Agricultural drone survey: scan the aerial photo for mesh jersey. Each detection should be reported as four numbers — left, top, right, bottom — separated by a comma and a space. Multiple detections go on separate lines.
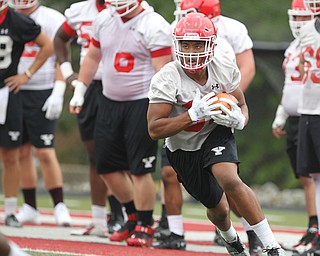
63, 0, 105, 80
298, 19, 320, 115
0, 8, 41, 89
149, 47, 240, 152
19, 6, 65, 90
92, 4, 172, 101
281, 39, 303, 116
214, 15, 253, 55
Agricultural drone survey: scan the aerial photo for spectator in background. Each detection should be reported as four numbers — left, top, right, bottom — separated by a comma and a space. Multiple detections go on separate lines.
54, 0, 124, 236
7, 0, 72, 227
148, 12, 286, 256
272, 0, 317, 251
154, 0, 259, 253
69, 0, 172, 247
0, 0, 53, 228
296, 0, 320, 253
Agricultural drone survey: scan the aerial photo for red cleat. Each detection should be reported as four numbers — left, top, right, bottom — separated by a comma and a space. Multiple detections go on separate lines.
109, 214, 137, 242
126, 225, 154, 247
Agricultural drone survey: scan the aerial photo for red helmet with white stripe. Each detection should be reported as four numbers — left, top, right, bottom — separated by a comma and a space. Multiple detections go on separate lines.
173, 13, 217, 73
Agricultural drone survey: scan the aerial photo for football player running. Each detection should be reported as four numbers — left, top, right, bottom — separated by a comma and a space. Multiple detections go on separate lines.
147, 12, 286, 256
8, 0, 72, 228
0, 0, 53, 227
54, 0, 124, 237
154, 0, 259, 252
69, 0, 172, 247
272, 0, 317, 253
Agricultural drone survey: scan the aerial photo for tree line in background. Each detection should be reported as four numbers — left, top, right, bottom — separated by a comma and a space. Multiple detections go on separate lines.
41, 0, 298, 189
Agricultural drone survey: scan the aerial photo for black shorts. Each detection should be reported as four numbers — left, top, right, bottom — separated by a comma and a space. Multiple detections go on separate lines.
297, 115, 320, 176
286, 116, 310, 178
77, 81, 102, 141
0, 91, 23, 148
166, 125, 239, 208
21, 89, 56, 148
94, 96, 158, 175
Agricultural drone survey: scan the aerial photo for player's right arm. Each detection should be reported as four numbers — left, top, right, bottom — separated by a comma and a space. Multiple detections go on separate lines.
69, 43, 101, 115
54, 24, 78, 85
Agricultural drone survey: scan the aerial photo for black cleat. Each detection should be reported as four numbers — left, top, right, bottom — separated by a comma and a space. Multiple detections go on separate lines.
153, 232, 186, 250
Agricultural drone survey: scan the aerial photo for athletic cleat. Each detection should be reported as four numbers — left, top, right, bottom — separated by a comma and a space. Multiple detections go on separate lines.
218, 231, 250, 256
153, 232, 186, 250
126, 225, 154, 247
54, 202, 71, 227
298, 236, 320, 256
70, 223, 108, 237
247, 230, 263, 256
109, 214, 137, 242
5, 214, 22, 228
154, 215, 170, 241
263, 247, 286, 256
299, 225, 318, 246
16, 203, 41, 224
213, 228, 226, 246
107, 213, 124, 234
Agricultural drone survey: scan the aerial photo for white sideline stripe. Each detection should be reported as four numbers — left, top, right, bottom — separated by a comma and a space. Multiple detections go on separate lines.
24, 249, 96, 256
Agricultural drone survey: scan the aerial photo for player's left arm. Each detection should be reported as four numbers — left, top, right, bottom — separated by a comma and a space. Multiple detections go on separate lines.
229, 87, 249, 125
236, 48, 255, 92
151, 54, 172, 72
5, 32, 54, 93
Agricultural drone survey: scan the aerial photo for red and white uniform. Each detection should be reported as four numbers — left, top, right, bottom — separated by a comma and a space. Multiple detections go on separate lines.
62, 0, 105, 80
281, 39, 303, 116
18, 6, 65, 90
92, 3, 172, 101
149, 47, 240, 152
214, 15, 253, 55
298, 19, 320, 115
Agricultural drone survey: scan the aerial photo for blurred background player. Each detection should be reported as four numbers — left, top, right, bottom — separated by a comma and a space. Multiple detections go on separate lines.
0, 0, 53, 228
54, 0, 124, 236
154, 0, 259, 252
69, 0, 172, 247
295, 0, 320, 254
7, 0, 72, 227
272, 0, 317, 251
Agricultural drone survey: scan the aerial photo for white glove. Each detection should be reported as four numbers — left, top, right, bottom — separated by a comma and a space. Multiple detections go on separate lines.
69, 80, 87, 108
212, 98, 246, 130
272, 105, 289, 129
42, 80, 66, 120
188, 88, 222, 122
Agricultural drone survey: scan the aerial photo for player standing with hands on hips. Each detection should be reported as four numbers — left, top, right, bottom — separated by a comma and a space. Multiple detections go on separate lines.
147, 13, 286, 256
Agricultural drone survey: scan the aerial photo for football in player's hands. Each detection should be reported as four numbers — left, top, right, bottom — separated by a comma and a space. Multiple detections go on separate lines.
211, 93, 239, 114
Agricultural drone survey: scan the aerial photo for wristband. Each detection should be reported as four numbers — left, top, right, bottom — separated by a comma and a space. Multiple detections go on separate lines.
52, 80, 67, 96
60, 62, 74, 80
24, 69, 33, 79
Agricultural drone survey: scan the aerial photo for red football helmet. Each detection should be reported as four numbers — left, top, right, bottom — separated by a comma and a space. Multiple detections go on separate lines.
0, 0, 7, 12
175, 0, 221, 22
304, 0, 320, 14
288, 0, 315, 38
8, 0, 38, 9
106, 0, 142, 17
173, 13, 217, 73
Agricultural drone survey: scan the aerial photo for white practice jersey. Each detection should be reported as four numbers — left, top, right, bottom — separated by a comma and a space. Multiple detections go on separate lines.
281, 39, 303, 116
19, 6, 65, 90
214, 15, 253, 55
149, 48, 240, 152
64, 0, 105, 80
92, 4, 172, 101
298, 19, 320, 115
